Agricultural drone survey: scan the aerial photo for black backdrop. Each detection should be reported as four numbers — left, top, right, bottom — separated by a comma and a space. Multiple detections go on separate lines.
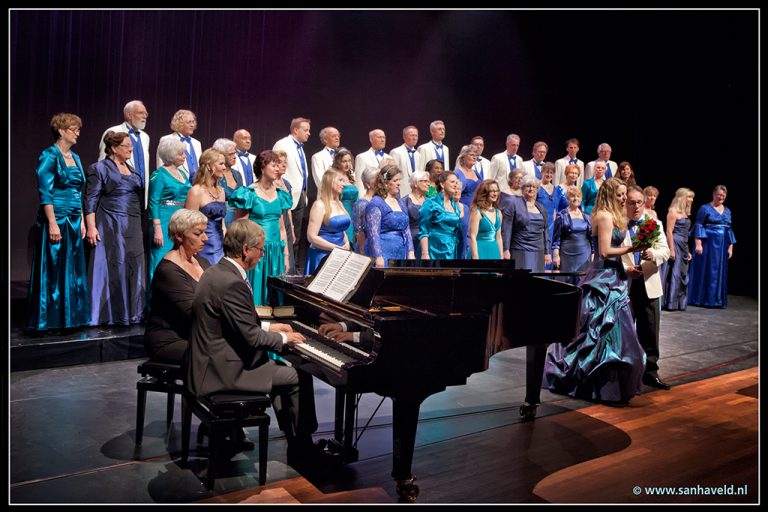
9, 10, 758, 296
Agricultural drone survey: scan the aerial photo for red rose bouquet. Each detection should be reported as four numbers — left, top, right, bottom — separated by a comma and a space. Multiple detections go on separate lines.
631, 217, 661, 249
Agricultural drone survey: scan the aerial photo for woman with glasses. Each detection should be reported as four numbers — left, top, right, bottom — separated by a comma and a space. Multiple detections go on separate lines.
402, 170, 430, 259
28, 113, 90, 331
230, 150, 290, 305
85, 131, 146, 325
552, 185, 592, 282
501, 176, 551, 271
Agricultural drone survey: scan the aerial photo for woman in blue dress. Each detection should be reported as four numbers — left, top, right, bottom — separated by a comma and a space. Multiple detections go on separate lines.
364, 164, 414, 267
468, 180, 503, 259
419, 172, 463, 260
148, 137, 191, 285
454, 145, 482, 257
352, 166, 380, 254
28, 113, 90, 331
688, 185, 736, 308
552, 185, 593, 284
230, 150, 290, 305
184, 148, 227, 265
85, 131, 146, 326
662, 188, 694, 310
213, 138, 244, 229
329, 148, 359, 247
536, 163, 565, 269
555, 164, 581, 212
305, 169, 351, 274
500, 176, 551, 271
401, 170, 430, 259
544, 178, 647, 403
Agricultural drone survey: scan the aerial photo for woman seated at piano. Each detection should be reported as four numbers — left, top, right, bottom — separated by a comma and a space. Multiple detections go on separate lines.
364, 164, 415, 268
305, 169, 351, 275
144, 208, 210, 363
418, 171, 463, 260
468, 180, 503, 260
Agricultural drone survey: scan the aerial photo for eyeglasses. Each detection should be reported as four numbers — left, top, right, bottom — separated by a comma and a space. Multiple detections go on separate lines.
253, 245, 265, 256
522, 185, 538, 189
418, 179, 430, 183
118, 143, 133, 149
67, 127, 81, 134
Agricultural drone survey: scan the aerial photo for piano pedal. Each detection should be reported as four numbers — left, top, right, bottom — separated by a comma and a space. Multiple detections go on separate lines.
519, 403, 538, 422
323, 439, 359, 463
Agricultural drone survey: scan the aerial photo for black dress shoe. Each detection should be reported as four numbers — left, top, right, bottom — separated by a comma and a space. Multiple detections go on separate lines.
643, 375, 671, 390
287, 441, 336, 469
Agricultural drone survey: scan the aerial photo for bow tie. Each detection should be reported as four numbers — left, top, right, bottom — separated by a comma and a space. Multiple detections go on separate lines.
237, 151, 249, 158
433, 143, 443, 149
328, 149, 335, 156
374, 150, 384, 157
628, 219, 642, 228
407, 148, 416, 154
180, 136, 191, 143
569, 158, 577, 164
129, 128, 140, 136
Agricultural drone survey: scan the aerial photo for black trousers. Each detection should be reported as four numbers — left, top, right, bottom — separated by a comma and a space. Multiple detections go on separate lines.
628, 279, 661, 377
271, 362, 318, 446
291, 191, 308, 272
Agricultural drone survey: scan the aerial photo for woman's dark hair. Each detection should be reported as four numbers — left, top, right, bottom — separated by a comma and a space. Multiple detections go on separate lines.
254, 150, 279, 180
102, 131, 130, 156
374, 164, 402, 198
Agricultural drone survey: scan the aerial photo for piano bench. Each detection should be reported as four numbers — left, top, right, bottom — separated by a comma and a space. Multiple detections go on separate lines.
181, 392, 272, 489
135, 359, 185, 446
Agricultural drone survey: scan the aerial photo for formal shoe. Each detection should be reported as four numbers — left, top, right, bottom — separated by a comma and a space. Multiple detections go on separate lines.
519, 403, 538, 422
395, 477, 419, 503
233, 428, 255, 452
287, 441, 336, 469
643, 375, 671, 390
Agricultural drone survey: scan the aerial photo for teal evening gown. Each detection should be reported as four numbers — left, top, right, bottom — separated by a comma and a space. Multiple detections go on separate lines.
229, 186, 287, 305
418, 193, 462, 259
476, 209, 502, 259
28, 145, 90, 330
340, 184, 358, 249
147, 166, 191, 285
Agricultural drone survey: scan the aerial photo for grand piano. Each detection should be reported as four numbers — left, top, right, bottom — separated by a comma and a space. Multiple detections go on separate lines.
268, 259, 582, 501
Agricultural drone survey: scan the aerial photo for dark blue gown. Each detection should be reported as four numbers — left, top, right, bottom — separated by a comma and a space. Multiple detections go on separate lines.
305, 213, 351, 275
85, 159, 146, 326
28, 146, 90, 330
543, 227, 646, 403
688, 204, 736, 308
553, 209, 592, 284
401, 195, 424, 259
198, 200, 227, 265
663, 217, 692, 310
363, 195, 413, 266
220, 170, 243, 228
454, 169, 481, 258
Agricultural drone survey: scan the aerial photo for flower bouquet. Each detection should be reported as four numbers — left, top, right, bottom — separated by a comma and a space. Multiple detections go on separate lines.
631, 217, 661, 249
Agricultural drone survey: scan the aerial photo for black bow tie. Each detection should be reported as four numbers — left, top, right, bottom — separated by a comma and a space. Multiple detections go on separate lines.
629, 219, 642, 228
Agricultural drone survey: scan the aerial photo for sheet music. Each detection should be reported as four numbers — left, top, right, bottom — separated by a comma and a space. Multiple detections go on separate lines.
306, 248, 372, 301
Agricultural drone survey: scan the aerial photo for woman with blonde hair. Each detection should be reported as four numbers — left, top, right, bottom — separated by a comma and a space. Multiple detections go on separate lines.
663, 187, 695, 310
305, 168, 351, 274
643, 186, 660, 220
329, 147, 358, 247
273, 149, 296, 274
184, 148, 227, 264
544, 177, 648, 405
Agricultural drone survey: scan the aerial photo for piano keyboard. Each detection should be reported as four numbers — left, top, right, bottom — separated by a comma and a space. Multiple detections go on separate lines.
289, 321, 372, 371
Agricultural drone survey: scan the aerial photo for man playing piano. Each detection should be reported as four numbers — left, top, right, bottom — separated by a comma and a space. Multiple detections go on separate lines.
185, 219, 329, 467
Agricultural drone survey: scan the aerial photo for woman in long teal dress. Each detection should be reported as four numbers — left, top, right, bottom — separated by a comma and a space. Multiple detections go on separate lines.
688, 185, 736, 308
544, 178, 647, 403
330, 148, 359, 246
148, 137, 191, 285
230, 150, 289, 305
184, 149, 227, 265
305, 169, 351, 274
419, 172, 463, 260
28, 113, 90, 330
469, 180, 503, 259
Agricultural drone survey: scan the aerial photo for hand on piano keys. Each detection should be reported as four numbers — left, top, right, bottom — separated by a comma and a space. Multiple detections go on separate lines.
267, 322, 306, 345
318, 323, 355, 343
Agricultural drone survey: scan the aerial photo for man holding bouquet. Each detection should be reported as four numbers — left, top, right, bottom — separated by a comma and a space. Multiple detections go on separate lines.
623, 186, 671, 390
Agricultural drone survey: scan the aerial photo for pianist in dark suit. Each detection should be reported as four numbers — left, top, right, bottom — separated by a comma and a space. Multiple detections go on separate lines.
185, 218, 324, 463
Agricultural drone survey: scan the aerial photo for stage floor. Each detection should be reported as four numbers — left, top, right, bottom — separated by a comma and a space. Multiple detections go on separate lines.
9, 296, 759, 504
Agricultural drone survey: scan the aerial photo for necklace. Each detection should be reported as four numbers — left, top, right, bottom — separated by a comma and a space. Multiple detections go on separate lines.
206, 185, 221, 201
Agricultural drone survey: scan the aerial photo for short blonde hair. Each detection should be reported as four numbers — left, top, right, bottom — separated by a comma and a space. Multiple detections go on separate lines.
50, 113, 82, 141
170, 109, 195, 132
168, 208, 208, 243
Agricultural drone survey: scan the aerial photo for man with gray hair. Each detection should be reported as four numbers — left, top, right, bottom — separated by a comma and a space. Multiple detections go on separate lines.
489, 133, 522, 194
389, 125, 423, 196
98, 100, 150, 206
584, 142, 618, 180
232, 129, 256, 187
354, 129, 390, 196
186, 219, 328, 466
522, 141, 549, 180
311, 126, 341, 191
417, 120, 449, 171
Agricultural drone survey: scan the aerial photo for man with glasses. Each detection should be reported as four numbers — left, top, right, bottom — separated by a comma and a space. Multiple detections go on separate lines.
98, 100, 151, 207
622, 186, 672, 390
585, 142, 618, 181
157, 109, 202, 183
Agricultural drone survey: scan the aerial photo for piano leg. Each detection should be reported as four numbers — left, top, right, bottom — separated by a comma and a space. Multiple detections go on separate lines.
522, 343, 549, 421
327, 388, 359, 463
391, 397, 421, 502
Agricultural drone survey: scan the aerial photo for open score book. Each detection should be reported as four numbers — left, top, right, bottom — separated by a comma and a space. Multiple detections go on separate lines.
306, 249, 373, 302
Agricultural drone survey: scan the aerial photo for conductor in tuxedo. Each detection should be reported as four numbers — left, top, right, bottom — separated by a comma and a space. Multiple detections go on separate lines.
623, 186, 672, 390
185, 218, 324, 463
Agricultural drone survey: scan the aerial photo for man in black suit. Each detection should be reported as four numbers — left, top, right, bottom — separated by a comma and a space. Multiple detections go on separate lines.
185, 219, 321, 463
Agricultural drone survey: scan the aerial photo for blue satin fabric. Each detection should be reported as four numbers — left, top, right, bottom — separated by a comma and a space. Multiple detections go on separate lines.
553, 210, 593, 284
544, 227, 646, 403
476, 210, 501, 259
363, 196, 413, 266
663, 217, 692, 310
688, 204, 736, 308
418, 193, 462, 260
220, 170, 243, 228
85, 159, 146, 326
147, 167, 191, 285
28, 146, 90, 330
305, 213, 351, 275
401, 195, 423, 259
229, 187, 286, 305
198, 201, 226, 265
352, 198, 370, 252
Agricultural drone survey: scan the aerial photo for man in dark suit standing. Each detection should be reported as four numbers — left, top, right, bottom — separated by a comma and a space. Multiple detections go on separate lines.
186, 218, 322, 463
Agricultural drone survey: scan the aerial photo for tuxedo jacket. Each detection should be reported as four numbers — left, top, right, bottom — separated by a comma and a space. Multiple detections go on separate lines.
554, 156, 585, 188
489, 152, 522, 193
584, 159, 618, 181
311, 147, 335, 191
156, 132, 202, 182
621, 215, 671, 300
273, 135, 308, 210
354, 148, 390, 196
389, 144, 424, 196
98, 123, 151, 207
417, 141, 449, 174
185, 258, 286, 396
232, 151, 256, 187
